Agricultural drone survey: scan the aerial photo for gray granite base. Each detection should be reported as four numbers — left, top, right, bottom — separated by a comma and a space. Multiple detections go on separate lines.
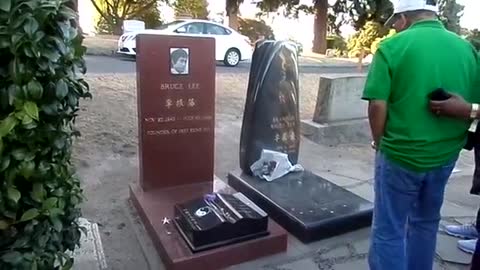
301, 119, 370, 146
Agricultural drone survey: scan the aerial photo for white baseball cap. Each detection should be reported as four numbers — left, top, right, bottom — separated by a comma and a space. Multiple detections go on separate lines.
385, 0, 438, 26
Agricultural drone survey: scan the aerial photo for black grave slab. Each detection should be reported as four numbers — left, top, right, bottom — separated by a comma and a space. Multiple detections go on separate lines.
228, 170, 373, 243
174, 192, 269, 252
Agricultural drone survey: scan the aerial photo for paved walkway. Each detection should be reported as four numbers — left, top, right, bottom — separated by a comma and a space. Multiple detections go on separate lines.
115, 119, 475, 270
300, 51, 370, 68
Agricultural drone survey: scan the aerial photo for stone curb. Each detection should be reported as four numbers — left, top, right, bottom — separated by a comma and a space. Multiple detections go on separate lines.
123, 200, 165, 270
85, 49, 116, 57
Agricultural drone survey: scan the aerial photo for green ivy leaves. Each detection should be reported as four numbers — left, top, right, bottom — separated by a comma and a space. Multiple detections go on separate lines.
27, 80, 44, 100
0, 0, 90, 268
0, 114, 18, 138
24, 18, 39, 37
20, 209, 39, 222
1, 251, 22, 265
7, 187, 21, 203
55, 79, 68, 99
0, 0, 11, 13
24, 101, 39, 120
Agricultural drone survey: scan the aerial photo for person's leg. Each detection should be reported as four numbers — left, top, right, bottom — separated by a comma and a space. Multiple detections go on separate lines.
406, 159, 456, 270
471, 208, 480, 269
369, 153, 424, 270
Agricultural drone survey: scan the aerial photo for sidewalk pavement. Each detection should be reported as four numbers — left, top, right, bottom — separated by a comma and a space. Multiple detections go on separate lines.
111, 118, 475, 270
300, 51, 371, 68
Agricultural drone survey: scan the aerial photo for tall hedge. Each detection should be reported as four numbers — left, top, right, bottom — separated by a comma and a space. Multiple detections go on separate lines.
0, 0, 90, 269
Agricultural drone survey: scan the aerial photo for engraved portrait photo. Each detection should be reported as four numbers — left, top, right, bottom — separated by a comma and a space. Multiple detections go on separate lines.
170, 48, 189, 75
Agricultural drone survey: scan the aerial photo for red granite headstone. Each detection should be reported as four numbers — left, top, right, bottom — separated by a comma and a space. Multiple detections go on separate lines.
136, 34, 215, 191
131, 34, 287, 270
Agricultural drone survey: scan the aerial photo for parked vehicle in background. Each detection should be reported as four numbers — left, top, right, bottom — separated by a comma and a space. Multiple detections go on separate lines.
117, 19, 253, 67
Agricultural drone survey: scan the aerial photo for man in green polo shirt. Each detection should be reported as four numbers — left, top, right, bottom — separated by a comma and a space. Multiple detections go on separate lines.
362, 0, 479, 269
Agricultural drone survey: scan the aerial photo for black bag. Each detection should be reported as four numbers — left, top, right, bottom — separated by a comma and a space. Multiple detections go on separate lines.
464, 121, 480, 195
471, 146, 480, 195
464, 120, 480, 151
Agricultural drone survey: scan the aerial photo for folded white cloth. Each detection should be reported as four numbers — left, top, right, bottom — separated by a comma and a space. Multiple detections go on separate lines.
250, 149, 304, 182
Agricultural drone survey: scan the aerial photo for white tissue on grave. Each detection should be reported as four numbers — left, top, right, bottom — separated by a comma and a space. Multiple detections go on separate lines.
250, 149, 304, 182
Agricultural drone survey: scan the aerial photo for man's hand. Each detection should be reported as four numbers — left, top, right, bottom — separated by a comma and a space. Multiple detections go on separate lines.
429, 93, 471, 119
368, 100, 387, 148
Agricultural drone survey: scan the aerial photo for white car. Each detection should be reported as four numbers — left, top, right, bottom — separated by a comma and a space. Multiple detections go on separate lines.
117, 19, 253, 67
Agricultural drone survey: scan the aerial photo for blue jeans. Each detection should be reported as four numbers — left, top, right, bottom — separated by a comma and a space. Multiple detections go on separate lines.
369, 152, 456, 270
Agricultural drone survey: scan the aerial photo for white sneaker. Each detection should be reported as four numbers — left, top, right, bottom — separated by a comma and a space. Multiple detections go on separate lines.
458, 239, 477, 254
445, 224, 478, 239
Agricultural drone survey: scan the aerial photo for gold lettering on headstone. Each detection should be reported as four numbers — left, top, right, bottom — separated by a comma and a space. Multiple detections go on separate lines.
176, 99, 185, 107
145, 118, 155, 123
187, 98, 196, 107
160, 83, 184, 90
188, 83, 200, 90
270, 114, 298, 151
165, 99, 173, 109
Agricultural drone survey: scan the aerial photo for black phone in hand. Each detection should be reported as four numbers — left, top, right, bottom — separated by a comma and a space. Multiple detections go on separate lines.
429, 88, 452, 101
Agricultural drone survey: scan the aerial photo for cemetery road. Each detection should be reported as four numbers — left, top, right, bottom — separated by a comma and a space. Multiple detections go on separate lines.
85, 55, 368, 75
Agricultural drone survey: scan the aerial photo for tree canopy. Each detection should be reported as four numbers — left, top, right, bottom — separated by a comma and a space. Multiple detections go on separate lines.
438, 0, 464, 34
253, 0, 393, 53
90, 0, 165, 34
174, 0, 209, 19
226, 0, 244, 29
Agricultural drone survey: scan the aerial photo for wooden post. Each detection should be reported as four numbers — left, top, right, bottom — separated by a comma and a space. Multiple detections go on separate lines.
357, 49, 364, 72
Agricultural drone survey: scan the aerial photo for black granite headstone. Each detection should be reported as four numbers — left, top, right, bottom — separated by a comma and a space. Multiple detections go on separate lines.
174, 192, 269, 252
230, 40, 373, 243
239, 41, 300, 175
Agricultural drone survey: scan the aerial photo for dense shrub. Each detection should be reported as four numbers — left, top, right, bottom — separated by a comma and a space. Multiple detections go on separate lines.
0, 0, 90, 269
326, 35, 347, 57
327, 35, 347, 51
238, 18, 274, 43
370, 29, 396, 54
347, 21, 388, 58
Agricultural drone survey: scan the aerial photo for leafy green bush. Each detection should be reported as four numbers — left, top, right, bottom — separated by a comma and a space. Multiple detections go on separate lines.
347, 21, 388, 58
326, 35, 347, 57
370, 29, 396, 54
327, 35, 347, 51
0, 0, 90, 269
238, 18, 274, 43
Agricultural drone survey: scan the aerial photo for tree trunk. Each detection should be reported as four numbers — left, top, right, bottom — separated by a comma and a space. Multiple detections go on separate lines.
312, 0, 328, 54
229, 11, 239, 30
113, 21, 123, 35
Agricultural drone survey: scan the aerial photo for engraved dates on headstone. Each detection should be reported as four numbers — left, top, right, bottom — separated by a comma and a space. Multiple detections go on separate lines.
136, 35, 216, 190
239, 41, 300, 174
